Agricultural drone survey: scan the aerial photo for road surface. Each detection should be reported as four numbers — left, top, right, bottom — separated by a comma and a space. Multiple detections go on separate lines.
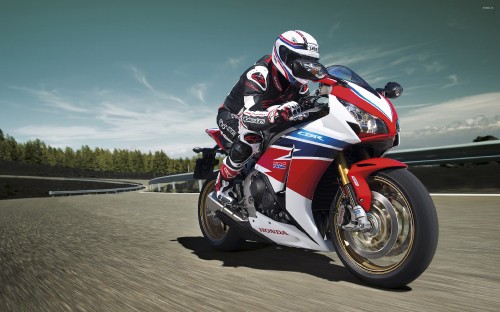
1, 192, 499, 311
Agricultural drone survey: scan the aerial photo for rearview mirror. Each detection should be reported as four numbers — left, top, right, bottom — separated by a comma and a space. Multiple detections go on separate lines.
291, 59, 328, 81
378, 82, 403, 99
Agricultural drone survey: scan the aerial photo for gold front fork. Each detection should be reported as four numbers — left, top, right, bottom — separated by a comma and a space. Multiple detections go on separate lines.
337, 149, 369, 186
337, 152, 358, 207
336, 151, 372, 231
337, 152, 351, 186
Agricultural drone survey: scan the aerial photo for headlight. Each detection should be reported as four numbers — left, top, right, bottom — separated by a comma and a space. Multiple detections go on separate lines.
338, 98, 388, 134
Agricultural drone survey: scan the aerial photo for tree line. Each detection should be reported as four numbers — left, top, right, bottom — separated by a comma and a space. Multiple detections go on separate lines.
0, 129, 200, 175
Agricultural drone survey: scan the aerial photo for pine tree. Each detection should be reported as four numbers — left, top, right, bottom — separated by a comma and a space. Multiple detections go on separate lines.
152, 150, 170, 175
23, 139, 47, 164
64, 147, 75, 167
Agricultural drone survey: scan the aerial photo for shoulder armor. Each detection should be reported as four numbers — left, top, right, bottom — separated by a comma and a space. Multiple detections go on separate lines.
246, 66, 269, 92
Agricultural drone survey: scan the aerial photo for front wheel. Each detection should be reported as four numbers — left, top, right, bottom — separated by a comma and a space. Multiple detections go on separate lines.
198, 172, 244, 251
330, 168, 438, 288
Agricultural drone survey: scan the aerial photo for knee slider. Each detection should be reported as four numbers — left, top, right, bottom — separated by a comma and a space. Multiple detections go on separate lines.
229, 141, 253, 163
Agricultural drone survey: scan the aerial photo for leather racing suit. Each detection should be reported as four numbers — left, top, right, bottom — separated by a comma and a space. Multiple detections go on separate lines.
216, 55, 310, 192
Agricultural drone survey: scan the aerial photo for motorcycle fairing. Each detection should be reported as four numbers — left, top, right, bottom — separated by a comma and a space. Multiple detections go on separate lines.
331, 82, 398, 137
248, 210, 333, 251
347, 81, 393, 121
348, 158, 408, 211
279, 107, 361, 200
205, 128, 226, 151
254, 145, 293, 192
250, 109, 362, 251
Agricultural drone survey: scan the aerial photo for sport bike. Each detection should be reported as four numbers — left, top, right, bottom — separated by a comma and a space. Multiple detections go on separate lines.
193, 64, 438, 289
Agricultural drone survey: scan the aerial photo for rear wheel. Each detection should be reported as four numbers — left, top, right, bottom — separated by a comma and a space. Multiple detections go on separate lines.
330, 168, 438, 288
198, 172, 244, 251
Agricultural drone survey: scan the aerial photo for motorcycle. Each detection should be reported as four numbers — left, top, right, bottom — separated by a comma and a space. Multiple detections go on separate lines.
193, 63, 438, 289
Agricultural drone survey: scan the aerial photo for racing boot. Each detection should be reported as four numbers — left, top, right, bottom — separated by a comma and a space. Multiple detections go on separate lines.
215, 158, 241, 204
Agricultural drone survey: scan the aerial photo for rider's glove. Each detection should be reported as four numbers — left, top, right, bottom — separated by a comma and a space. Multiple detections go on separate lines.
268, 101, 308, 124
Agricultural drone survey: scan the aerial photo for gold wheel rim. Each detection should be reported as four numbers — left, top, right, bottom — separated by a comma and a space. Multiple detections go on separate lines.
333, 175, 415, 274
199, 180, 228, 241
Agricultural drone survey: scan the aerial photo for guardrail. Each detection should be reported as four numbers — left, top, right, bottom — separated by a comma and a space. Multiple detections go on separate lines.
149, 173, 202, 192
49, 181, 145, 196
148, 141, 500, 190
386, 140, 500, 166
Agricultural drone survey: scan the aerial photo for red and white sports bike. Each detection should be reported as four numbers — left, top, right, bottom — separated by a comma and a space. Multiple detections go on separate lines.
194, 64, 438, 288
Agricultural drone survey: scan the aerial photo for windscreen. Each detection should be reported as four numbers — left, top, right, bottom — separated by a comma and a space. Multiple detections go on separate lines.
327, 65, 378, 95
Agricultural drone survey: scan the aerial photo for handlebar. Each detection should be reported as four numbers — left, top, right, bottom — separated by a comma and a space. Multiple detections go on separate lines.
283, 95, 329, 122
298, 94, 329, 112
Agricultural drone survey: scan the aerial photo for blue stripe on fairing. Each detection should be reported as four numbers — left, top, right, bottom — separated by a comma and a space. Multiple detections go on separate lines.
349, 85, 390, 119
274, 137, 338, 159
286, 129, 350, 150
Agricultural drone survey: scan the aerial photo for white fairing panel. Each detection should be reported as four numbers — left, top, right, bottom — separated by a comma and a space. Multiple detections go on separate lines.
249, 211, 333, 251
347, 81, 393, 121
247, 94, 363, 252
300, 94, 361, 147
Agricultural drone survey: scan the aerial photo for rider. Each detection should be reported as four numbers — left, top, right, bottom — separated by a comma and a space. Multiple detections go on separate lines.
216, 30, 324, 204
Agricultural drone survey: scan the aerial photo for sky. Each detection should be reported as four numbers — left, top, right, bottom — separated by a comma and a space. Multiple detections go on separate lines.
1, 0, 499, 157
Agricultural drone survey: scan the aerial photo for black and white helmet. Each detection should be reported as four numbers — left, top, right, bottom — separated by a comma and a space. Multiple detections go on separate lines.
271, 30, 325, 86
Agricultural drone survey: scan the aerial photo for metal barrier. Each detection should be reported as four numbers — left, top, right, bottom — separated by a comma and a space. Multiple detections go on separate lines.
49, 180, 145, 196
386, 140, 500, 166
149, 173, 201, 192
149, 141, 500, 191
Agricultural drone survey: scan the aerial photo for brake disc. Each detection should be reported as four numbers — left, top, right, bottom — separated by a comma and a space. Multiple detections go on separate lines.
344, 191, 399, 259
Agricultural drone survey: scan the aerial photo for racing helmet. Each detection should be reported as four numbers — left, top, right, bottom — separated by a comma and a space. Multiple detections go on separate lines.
272, 30, 325, 86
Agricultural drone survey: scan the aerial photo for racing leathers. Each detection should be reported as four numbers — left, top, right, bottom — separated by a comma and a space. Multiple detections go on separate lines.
216, 55, 310, 203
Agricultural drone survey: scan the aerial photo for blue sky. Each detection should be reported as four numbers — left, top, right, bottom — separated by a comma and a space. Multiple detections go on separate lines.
1, 0, 498, 156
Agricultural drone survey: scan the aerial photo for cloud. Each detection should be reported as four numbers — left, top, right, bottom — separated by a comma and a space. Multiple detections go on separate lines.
128, 65, 187, 106
327, 22, 341, 38
442, 74, 460, 88
446, 14, 468, 30
424, 61, 446, 73
321, 44, 440, 86
11, 87, 89, 113
14, 95, 216, 155
400, 92, 500, 146
321, 44, 423, 67
130, 65, 155, 91
188, 83, 208, 104
227, 56, 246, 69
15, 125, 100, 142
11, 66, 218, 155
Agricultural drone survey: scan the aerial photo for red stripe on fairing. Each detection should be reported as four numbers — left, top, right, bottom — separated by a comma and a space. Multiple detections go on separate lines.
286, 158, 332, 200
256, 147, 292, 183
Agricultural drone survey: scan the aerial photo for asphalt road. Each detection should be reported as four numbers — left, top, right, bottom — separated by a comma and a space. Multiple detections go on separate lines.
1, 192, 499, 312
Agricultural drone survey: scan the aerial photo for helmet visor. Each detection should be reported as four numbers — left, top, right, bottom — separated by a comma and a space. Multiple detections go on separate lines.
291, 58, 328, 81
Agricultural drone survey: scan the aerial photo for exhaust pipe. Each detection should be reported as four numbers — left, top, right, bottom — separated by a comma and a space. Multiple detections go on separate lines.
206, 191, 274, 244
206, 191, 246, 222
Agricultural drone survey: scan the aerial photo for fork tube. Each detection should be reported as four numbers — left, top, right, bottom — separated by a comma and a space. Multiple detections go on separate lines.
337, 152, 357, 205
337, 152, 351, 186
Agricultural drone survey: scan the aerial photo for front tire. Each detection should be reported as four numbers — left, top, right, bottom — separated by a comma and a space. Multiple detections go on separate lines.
198, 172, 245, 251
330, 168, 438, 288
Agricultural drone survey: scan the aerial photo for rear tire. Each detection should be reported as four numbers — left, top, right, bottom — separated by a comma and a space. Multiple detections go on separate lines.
198, 172, 245, 251
330, 168, 438, 288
